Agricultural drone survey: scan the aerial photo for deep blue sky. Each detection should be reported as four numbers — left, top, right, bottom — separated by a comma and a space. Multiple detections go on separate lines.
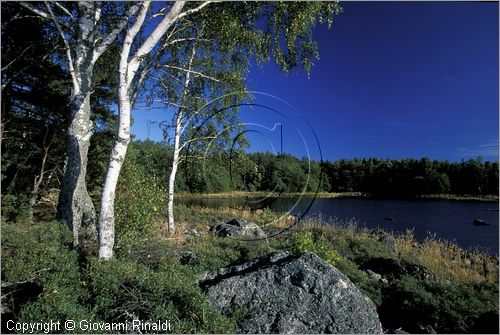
132, 1, 499, 162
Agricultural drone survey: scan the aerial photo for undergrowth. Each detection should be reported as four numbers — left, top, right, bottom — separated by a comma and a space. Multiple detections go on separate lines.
2, 204, 498, 334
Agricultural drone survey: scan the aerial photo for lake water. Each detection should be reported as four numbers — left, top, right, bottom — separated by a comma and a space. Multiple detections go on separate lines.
181, 196, 499, 255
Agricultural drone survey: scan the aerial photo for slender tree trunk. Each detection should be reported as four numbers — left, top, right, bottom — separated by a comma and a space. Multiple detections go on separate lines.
98, 2, 150, 260
28, 141, 50, 221
98, 1, 188, 258
167, 111, 183, 233
166, 40, 197, 232
98, 71, 131, 260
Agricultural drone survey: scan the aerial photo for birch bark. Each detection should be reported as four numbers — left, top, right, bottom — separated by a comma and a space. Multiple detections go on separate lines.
99, 2, 150, 260
57, 2, 98, 245
99, 1, 189, 259
167, 42, 197, 233
42, 1, 140, 246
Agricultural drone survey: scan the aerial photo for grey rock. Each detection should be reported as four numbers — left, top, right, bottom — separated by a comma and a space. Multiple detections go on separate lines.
378, 233, 398, 254
187, 228, 201, 237
200, 251, 383, 334
473, 218, 490, 226
209, 218, 267, 240
182, 228, 203, 241
366, 269, 382, 282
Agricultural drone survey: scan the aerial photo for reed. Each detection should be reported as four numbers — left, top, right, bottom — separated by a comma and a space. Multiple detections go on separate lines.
173, 204, 499, 285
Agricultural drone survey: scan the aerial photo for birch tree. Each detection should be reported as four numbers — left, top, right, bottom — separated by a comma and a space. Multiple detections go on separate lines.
17, 2, 141, 246
98, 1, 214, 259
97, 1, 340, 259
158, 1, 341, 233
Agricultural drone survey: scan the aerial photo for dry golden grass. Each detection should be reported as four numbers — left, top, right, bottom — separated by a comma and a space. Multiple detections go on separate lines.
395, 232, 498, 284
177, 191, 367, 199
168, 204, 498, 285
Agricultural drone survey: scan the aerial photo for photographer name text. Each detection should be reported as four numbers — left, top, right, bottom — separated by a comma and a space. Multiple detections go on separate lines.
6, 319, 172, 333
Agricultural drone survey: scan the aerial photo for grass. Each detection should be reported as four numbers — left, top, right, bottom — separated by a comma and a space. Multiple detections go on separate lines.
395, 231, 499, 284
2, 203, 498, 333
177, 191, 499, 202
170, 204, 498, 285
418, 193, 499, 202
177, 191, 367, 199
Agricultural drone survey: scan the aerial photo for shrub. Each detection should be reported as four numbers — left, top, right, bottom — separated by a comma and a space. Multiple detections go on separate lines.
1, 221, 95, 329
115, 149, 167, 239
288, 231, 342, 265
86, 256, 237, 333
184, 237, 244, 272
379, 275, 499, 333
334, 257, 383, 306
1, 194, 30, 223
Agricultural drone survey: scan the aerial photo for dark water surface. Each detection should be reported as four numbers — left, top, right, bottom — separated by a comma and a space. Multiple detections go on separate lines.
182, 196, 499, 255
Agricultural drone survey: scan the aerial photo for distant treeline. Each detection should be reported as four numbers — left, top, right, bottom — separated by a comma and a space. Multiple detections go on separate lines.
128, 141, 498, 197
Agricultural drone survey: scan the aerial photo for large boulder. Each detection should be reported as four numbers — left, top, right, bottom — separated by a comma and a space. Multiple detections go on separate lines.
209, 218, 267, 240
199, 251, 382, 334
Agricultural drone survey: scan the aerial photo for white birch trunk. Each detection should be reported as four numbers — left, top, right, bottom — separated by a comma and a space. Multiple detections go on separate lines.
57, 2, 98, 246
98, 86, 131, 259
98, 1, 188, 258
98, 2, 150, 260
28, 1, 140, 248
166, 40, 197, 232
167, 111, 183, 233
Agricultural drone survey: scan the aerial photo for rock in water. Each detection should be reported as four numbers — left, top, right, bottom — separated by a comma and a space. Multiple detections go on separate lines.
473, 219, 489, 226
199, 251, 383, 334
209, 218, 267, 239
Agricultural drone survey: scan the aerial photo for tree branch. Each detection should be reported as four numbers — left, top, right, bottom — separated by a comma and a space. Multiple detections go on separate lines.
53, 2, 74, 20
44, 1, 78, 90
1, 45, 33, 71
162, 64, 222, 83
19, 2, 49, 19
20, 1, 71, 30
177, 1, 213, 20
179, 136, 218, 152
92, 3, 141, 64
163, 37, 213, 47
120, 1, 150, 89
128, 1, 186, 80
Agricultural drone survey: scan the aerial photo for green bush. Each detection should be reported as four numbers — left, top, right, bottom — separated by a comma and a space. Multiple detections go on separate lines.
2, 221, 95, 330
87, 256, 237, 333
115, 148, 167, 239
1, 193, 31, 223
379, 275, 499, 333
335, 257, 383, 306
185, 237, 243, 272
288, 231, 342, 265
345, 236, 394, 263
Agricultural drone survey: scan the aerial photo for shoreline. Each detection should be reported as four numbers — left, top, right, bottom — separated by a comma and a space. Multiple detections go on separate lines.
177, 191, 499, 202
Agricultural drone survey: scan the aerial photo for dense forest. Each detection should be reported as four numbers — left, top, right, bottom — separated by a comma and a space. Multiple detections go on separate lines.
117, 140, 499, 197
3, 134, 499, 223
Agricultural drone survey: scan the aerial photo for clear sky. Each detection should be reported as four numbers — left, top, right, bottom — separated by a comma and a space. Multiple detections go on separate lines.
131, 1, 499, 162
